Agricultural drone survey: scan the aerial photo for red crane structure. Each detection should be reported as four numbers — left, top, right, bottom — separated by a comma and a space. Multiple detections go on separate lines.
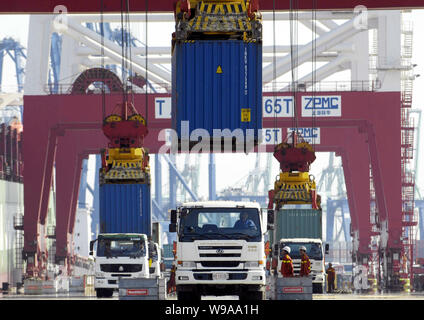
0, 1, 422, 12
1, 1, 419, 291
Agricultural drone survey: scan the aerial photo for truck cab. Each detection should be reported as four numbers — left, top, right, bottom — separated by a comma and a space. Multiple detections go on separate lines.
276, 238, 328, 293
169, 201, 272, 300
90, 233, 151, 298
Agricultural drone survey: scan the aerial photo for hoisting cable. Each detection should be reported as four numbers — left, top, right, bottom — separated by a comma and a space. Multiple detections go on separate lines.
272, 0, 277, 140
311, 0, 317, 148
120, 0, 128, 106
124, 0, 136, 107
289, 0, 299, 138
100, 0, 106, 121
120, 0, 144, 119
144, 0, 149, 126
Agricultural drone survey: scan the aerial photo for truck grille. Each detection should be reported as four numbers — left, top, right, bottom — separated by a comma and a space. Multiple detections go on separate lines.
200, 261, 240, 268
100, 264, 142, 273
198, 246, 242, 250
193, 273, 247, 280
198, 246, 242, 258
199, 253, 240, 258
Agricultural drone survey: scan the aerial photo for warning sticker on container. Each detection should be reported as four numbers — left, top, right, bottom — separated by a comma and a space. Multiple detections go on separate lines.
241, 108, 251, 122
216, 65, 223, 74
127, 289, 149, 296
282, 287, 303, 293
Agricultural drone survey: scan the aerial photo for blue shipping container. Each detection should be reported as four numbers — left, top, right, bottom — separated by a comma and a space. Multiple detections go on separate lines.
172, 40, 262, 142
99, 183, 151, 236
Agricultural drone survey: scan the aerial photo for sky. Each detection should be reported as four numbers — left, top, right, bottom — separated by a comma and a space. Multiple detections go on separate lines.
0, 10, 423, 203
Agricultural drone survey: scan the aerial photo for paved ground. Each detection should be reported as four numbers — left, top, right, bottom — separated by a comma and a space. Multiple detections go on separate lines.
2, 291, 424, 300
314, 292, 424, 300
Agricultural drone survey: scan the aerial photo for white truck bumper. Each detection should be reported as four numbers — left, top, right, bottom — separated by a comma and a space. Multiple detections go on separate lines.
95, 273, 149, 289
95, 277, 120, 289
175, 269, 266, 285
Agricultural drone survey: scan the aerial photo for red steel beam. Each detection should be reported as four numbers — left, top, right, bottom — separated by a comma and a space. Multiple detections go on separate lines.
261, 91, 401, 250
52, 125, 373, 259
55, 130, 107, 261
314, 128, 372, 255
0, 0, 422, 13
23, 91, 401, 268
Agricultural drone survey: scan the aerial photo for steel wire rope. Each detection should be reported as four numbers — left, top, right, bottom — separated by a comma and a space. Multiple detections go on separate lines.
311, 0, 317, 149
272, 0, 277, 145
120, 0, 127, 106
124, 0, 136, 108
100, 0, 106, 121
289, 0, 299, 138
144, 0, 149, 126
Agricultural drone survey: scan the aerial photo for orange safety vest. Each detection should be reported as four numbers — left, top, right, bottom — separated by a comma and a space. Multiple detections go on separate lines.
326, 267, 336, 282
280, 254, 294, 277
300, 253, 311, 276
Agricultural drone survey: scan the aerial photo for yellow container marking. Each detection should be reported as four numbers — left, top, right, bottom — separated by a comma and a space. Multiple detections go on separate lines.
241, 108, 251, 122
216, 65, 223, 74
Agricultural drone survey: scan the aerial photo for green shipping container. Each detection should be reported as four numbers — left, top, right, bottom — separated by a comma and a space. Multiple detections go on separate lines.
271, 209, 322, 244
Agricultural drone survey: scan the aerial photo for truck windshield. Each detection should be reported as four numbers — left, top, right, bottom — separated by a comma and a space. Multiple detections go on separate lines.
179, 208, 261, 242
97, 237, 146, 258
279, 242, 323, 260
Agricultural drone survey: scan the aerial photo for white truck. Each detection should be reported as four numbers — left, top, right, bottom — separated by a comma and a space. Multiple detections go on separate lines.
89, 233, 161, 298
275, 238, 328, 293
169, 201, 273, 300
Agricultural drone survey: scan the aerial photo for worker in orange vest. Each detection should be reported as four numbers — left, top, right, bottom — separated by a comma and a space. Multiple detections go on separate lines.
299, 246, 311, 277
326, 263, 336, 293
167, 263, 176, 294
280, 246, 294, 277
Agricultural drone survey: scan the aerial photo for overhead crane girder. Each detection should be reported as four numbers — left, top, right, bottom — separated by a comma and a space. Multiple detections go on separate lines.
23, 89, 402, 276
0, 0, 423, 13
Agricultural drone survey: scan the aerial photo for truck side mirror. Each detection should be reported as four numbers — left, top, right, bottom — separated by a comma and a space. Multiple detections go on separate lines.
169, 223, 177, 233
170, 210, 177, 224
89, 240, 95, 255
325, 243, 330, 255
267, 209, 274, 230
273, 244, 279, 257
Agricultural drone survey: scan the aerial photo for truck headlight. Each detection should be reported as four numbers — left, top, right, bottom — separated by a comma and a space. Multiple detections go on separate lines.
245, 261, 259, 268
95, 272, 105, 278
182, 261, 196, 268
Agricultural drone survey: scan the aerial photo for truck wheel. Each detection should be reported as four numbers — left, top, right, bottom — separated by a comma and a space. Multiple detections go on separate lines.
240, 290, 264, 301
104, 288, 114, 297
96, 289, 104, 298
177, 290, 201, 301
177, 291, 191, 300
313, 283, 323, 294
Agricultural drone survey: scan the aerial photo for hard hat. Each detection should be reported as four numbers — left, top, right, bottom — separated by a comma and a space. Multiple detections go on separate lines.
283, 246, 291, 254
299, 246, 307, 252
